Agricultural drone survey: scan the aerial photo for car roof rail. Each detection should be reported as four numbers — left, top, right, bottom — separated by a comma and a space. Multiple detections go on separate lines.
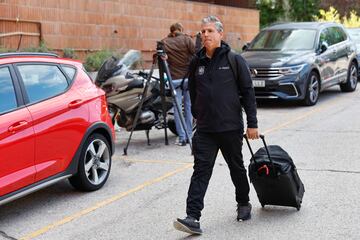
0, 52, 59, 59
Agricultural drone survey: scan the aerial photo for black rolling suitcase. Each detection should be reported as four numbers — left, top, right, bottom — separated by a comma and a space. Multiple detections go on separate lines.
244, 135, 304, 210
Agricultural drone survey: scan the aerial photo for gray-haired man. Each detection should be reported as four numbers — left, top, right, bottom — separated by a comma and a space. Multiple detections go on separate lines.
173, 16, 259, 235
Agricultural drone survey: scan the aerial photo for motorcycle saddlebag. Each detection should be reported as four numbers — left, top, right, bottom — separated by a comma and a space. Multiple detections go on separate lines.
245, 136, 305, 210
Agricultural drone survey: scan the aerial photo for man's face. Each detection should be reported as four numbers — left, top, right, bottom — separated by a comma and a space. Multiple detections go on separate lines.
200, 22, 223, 51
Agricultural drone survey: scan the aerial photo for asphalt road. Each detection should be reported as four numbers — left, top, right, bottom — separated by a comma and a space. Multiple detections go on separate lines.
1, 85, 359, 240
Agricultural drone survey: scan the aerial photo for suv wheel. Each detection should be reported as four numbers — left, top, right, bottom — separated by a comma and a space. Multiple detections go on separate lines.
303, 71, 320, 106
69, 133, 111, 191
340, 62, 358, 92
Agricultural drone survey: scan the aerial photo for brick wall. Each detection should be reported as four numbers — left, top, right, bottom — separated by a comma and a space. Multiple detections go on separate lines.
0, 0, 259, 60
187, 0, 257, 9
0, 19, 41, 50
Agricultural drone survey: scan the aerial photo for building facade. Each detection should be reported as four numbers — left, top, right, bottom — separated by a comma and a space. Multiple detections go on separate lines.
0, 0, 259, 59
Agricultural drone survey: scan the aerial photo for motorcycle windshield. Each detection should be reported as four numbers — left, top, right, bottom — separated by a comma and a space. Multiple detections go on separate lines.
119, 49, 141, 69
95, 49, 141, 84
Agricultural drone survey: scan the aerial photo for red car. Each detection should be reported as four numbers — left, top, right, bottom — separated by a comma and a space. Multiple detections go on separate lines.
0, 52, 115, 206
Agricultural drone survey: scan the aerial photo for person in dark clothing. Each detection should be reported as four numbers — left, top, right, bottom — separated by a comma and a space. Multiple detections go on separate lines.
173, 16, 259, 235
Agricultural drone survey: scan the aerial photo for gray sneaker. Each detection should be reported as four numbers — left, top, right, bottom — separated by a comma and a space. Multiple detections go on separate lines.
237, 203, 252, 221
173, 216, 203, 235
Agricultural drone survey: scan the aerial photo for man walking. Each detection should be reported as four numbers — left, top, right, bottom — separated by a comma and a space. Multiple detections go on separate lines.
173, 16, 259, 235
162, 23, 195, 146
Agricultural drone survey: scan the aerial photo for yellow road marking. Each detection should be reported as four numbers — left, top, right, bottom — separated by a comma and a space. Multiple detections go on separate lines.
219, 98, 341, 157
124, 159, 192, 164
262, 97, 342, 135
20, 96, 348, 239
115, 157, 192, 165
20, 163, 193, 240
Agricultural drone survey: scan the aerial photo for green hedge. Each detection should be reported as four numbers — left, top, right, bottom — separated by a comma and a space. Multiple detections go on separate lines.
83, 50, 122, 72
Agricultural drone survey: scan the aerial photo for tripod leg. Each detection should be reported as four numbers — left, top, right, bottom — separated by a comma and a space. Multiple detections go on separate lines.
145, 130, 150, 145
158, 57, 192, 151
158, 60, 169, 145
123, 61, 157, 155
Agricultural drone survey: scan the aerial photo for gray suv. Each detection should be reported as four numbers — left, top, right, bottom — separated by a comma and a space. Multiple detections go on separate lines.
242, 22, 358, 106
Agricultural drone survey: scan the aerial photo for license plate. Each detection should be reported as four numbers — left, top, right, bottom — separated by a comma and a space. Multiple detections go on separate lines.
253, 80, 265, 88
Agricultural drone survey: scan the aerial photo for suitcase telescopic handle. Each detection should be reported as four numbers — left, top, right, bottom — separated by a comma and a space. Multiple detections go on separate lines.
243, 134, 277, 176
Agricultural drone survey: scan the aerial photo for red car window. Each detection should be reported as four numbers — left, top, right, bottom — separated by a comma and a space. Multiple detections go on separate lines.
61, 65, 77, 81
17, 64, 69, 103
0, 67, 17, 114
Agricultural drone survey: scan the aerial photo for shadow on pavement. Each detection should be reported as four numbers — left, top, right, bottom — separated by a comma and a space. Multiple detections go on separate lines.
257, 205, 300, 218
174, 234, 202, 240
115, 130, 178, 151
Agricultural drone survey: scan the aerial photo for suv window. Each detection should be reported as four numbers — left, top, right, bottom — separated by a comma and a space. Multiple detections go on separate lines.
334, 27, 347, 42
0, 67, 17, 114
250, 29, 317, 51
18, 64, 69, 103
321, 27, 347, 46
320, 28, 333, 46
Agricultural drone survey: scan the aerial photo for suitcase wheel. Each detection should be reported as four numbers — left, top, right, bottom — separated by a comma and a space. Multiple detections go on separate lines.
261, 203, 265, 208
296, 204, 301, 211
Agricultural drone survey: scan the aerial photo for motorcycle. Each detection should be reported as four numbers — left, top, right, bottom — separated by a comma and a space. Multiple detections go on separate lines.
95, 50, 178, 138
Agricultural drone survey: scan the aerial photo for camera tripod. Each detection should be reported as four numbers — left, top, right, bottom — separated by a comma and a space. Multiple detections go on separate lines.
123, 41, 192, 155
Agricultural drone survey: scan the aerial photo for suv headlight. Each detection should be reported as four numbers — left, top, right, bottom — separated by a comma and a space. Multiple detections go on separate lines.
279, 64, 306, 75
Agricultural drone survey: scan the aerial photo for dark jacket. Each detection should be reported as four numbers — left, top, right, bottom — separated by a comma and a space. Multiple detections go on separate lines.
162, 33, 195, 80
188, 41, 258, 132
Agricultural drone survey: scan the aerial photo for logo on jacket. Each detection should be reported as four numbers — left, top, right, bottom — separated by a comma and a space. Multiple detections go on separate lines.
198, 66, 205, 75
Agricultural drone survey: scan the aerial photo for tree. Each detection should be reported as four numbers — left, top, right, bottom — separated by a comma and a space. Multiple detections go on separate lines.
342, 10, 360, 28
288, 0, 320, 21
256, 0, 320, 28
315, 6, 360, 28
314, 6, 341, 23
319, 0, 360, 17
256, 0, 285, 28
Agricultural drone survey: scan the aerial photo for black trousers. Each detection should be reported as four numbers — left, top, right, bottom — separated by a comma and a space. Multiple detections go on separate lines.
186, 130, 250, 220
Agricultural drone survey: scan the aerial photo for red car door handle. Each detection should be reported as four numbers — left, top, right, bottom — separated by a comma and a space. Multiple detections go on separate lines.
8, 121, 29, 132
68, 99, 84, 109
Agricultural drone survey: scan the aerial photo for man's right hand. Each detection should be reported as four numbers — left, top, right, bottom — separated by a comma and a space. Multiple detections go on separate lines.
246, 128, 259, 140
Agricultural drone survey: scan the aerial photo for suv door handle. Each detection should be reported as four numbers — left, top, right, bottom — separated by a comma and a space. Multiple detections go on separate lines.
8, 121, 29, 132
332, 49, 337, 54
68, 99, 84, 109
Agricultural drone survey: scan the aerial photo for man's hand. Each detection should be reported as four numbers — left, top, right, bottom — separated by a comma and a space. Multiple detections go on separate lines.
246, 128, 259, 140
160, 54, 168, 61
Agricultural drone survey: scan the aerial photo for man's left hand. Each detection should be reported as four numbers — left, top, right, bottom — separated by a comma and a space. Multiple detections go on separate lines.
246, 128, 259, 140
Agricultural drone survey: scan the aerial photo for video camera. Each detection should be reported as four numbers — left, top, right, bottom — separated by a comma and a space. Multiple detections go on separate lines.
156, 41, 167, 56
